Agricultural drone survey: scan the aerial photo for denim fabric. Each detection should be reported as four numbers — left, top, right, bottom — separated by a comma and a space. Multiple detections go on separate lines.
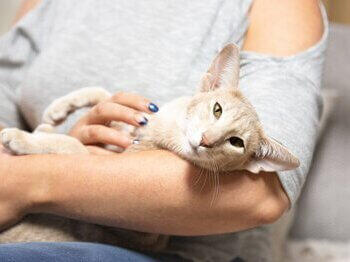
0, 242, 182, 262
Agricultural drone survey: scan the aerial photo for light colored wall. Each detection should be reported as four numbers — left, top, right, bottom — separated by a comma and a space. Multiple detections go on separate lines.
323, 0, 350, 24
0, 0, 22, 35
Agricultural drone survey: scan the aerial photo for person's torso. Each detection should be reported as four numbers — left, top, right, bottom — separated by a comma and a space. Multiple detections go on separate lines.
17, 0, 252, 129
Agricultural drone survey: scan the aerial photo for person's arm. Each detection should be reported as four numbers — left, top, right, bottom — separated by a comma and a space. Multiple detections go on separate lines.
243, 0, 323, 55
0, 0, 324, 235
6, 151, 285, 235
241, 0, 325, 205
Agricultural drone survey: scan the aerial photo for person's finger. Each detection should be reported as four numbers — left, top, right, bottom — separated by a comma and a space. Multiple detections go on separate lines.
88, 102, 148, 127
78, 125, 132, 148
110, 92, 159, 113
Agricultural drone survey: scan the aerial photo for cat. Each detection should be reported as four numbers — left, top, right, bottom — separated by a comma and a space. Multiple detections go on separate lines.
0, 44, 299, 250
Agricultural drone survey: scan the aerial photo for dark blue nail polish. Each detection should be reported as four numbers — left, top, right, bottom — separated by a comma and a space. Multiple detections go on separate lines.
148, 103, 159, 113
139, 117, 148, 126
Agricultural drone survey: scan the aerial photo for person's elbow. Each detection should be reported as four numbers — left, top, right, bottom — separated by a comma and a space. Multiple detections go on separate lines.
173, 171, 290, 236
250, 172, 290, 226
216, 191, 289, 235
253, 193, 289, 226
227, 171, 290, 232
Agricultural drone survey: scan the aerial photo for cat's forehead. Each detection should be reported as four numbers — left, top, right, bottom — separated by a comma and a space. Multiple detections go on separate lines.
212, 89, 255, 114
192, 89, 260, 129
193, 88, 241, 102
214, 90, 261, 133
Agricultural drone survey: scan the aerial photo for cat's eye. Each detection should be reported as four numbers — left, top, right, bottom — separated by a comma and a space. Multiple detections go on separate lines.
213, 102, 222, 119
229, 137, 244, 148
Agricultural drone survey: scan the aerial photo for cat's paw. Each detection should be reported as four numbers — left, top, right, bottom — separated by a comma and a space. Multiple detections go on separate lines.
1, 128, 20, 147
42, 101, 71, 125
0, 128, 32, 155
34, 124, 54, 133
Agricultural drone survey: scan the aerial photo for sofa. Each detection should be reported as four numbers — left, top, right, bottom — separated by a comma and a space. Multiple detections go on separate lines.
286, 23, 350, 261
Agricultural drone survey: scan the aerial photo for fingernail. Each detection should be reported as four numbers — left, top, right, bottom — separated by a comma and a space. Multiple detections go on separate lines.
148, 103, 159, 113
135, 115, 148, 125
133, 139, 140, 144
139, 117, 148, 126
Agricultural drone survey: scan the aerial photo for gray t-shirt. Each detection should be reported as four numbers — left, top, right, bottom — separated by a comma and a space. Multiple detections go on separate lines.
0, 0, 328, 261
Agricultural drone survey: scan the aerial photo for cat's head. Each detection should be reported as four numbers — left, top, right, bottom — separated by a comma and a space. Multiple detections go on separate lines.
180, 44, 300, 173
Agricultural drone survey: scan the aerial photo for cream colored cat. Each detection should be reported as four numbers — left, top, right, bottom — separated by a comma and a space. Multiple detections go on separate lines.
0, 44, 299, 250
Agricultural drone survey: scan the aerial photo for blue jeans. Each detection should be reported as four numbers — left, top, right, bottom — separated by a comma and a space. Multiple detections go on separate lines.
0, 242, 184, 262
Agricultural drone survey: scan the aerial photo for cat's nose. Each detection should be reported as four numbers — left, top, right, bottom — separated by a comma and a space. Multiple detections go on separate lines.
199, 134, 213, 148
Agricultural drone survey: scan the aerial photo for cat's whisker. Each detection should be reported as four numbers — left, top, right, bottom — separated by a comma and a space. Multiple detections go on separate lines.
208, 153, 218, 172
210, 172, 218, 207
205, 154, 221, 206
215, 172, 220, 203
213, 174, 220, 205
192, 166, 204, 188
209, 172, 215, 207
199, 170, 208, 193
209, 152, 220, 174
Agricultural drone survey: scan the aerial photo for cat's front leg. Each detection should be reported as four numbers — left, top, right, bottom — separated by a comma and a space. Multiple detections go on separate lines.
0, 128, 88, 155
43, 87, 111, 125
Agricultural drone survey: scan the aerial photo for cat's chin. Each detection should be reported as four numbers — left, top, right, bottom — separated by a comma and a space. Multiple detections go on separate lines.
169, 137, 223, 171
177, 140, 203, 157
175, 142, 214, 168
177, 146, 230, 172
187, 158, 222, 172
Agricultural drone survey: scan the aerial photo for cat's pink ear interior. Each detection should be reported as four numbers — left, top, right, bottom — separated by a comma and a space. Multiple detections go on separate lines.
244, 136, 300, 174
199, 43, 240, 92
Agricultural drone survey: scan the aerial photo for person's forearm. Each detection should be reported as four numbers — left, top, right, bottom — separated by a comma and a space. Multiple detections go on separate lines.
14, 150, 286, 236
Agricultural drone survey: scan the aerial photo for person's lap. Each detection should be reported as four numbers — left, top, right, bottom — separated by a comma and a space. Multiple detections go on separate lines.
0, 242, 183, 262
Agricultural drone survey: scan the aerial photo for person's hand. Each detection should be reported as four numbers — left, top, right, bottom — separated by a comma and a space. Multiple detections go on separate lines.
0, 144, 30, 231
69, 92, 159, 149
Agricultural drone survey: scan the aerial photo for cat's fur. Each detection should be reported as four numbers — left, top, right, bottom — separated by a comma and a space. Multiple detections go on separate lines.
0, 44, 299, 250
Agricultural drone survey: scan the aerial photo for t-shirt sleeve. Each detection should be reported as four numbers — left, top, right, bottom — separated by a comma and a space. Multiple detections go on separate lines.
238, 5, 328, 206
0, 0, 55, 128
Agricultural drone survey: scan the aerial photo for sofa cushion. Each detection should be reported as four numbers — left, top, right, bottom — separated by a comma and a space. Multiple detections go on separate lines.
291, 23, 350, 240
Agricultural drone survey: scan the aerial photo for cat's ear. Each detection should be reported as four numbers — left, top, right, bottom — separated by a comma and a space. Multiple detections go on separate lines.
244, 136, 300, 174
199, 43, 240, 92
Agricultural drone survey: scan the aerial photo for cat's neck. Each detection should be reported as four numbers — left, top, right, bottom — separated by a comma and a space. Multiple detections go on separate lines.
156, 96, 191, 129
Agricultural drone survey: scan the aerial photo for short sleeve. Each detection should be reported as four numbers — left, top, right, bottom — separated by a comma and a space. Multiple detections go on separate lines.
238, 4, 329, 205
0, 0, 56, 128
